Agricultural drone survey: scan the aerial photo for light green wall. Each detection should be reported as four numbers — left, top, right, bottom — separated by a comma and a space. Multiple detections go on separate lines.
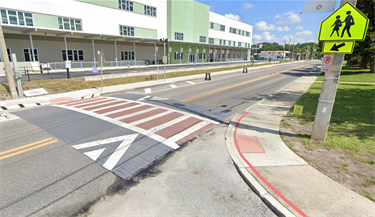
77, 0, 117, 9
33, 13, 59, 29
167, 0, 210, 43
135, 27, 157, 39
133, 2, 144, 14
169, 44, 209, 64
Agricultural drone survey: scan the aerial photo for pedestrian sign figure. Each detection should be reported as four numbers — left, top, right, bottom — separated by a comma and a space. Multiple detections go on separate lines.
330, 15, 342, 37
341, 11, 354, 37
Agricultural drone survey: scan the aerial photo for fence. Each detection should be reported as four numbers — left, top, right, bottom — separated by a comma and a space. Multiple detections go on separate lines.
49, 60, 146, 70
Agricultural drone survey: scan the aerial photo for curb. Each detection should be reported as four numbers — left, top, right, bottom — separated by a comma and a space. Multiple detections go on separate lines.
225, 112, 296, 217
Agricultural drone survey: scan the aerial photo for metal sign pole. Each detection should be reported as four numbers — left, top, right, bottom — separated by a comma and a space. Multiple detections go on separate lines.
100, 52, 103, 91
164, 42, 166, 82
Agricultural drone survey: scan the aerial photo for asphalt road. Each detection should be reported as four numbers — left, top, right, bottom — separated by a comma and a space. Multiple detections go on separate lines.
1, 60, 318, 216
0, 60, 267, 83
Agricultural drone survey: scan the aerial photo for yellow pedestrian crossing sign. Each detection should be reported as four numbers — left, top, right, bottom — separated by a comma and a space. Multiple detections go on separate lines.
322, 41, 355, 54
318, 2, 369, 41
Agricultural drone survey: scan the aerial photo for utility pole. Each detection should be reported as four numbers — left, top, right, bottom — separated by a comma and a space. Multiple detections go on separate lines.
0, 24, 18, 99
288, 38, 291, 60
311, 0, 357, 141
283, 39, 286, 60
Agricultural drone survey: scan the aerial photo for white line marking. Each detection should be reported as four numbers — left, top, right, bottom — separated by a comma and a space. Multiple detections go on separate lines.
145, 88, 152, 94
73, 135, 135, 149
170, 85, 178, 88
85, 148, 105, 161
186, 81, 195, 84
102, 133, 138, 170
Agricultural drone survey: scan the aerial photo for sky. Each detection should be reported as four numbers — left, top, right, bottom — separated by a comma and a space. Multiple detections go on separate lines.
195, 0, 343, 45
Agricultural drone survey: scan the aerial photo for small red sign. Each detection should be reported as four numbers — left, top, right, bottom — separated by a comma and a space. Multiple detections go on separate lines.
321, 54, 334, 72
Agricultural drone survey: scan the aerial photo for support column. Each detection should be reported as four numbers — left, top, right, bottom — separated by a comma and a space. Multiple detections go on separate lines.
64, 35, 68, 61
202, 45, 204, 64
188, 44, 190, 64
168, 42, 170, 64
114, 39, 118, 66
29, 33, 35, 62
155, 42, 157, 66
133, 41, 136, 66
91, 38, 96, 64
196, 44, 198, 64
220, 47, 222, 62
208, 46, 210, 62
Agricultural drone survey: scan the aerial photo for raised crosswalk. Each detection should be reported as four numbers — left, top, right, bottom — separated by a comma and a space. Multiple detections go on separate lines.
54, 97, 218, 179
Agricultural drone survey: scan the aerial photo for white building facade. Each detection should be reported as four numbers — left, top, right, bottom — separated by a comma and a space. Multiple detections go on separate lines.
0, 0, 253, 69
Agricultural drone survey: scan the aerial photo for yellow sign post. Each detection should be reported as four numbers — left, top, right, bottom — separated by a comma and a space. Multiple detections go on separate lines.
322, 41, 355, 54
318, 2, 369, 42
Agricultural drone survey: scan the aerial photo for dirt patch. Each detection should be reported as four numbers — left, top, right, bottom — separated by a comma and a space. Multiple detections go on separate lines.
280, 116, 375, 202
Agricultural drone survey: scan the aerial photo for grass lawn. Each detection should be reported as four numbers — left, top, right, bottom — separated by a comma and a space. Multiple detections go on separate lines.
0, 61, 275, 101
316, 64, 375, 82
287, 82, 375, 156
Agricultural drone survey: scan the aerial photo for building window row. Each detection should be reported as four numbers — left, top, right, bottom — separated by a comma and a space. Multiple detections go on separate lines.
62, 49, 84, 61
58, 17, 82, 31
210, 22, 225, 32
174, 52, 183, 60
229, 27, 236, 34
230, 27, 250, 37
144, 5, 156, 16
175, 32, 183, 41
120, 25, 134, 36
1, 9, 33, 26
118, 0, 133, 11
121, 51, 135, 60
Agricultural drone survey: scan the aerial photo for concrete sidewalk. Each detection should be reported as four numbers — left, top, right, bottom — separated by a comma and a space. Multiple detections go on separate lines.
225, 72, 375, 216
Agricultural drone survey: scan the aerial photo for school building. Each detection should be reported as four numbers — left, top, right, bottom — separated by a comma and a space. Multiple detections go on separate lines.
0, 0, 253, 72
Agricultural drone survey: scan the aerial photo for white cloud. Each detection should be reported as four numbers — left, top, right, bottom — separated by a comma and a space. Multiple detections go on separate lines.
224, 13, 241, 22
243, 3, 255, 9
254, 21, 275, 31
275, 11, 301, 25
295, 30, 313, 37
276, 26, 291, 32
296, 26, 304, 30
252, 31, 277, 42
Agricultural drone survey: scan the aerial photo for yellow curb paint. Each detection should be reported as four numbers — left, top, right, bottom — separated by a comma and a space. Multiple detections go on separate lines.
0, 140, 58, 160
181, 63, 312, 102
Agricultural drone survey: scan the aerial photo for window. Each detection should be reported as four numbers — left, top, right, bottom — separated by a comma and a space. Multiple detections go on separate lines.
233, 54, 235, 58
144, 5, 156, 16
1, 48, 12, 62
175, 32, 183, 40
199, 53, 206, 59
1, 9, 33, 26
219, 39, 222, 45
58, 17, 82, 31
23, 48, 38, 62
246, 32, 250, 37
223, 40, 226, 45
121, 51, 135, 60
238, 42, 242, 47
242, 31, 245, 36
220, 25, 225, 31
199, 36, 206, 43
239, 30, 241, 35
174, 52, 183, 60
227, 53, 230, 58
118, 0, 133, 11
209, 38, 214, 44
233, 41, 236, 46
120, 25, 134, 36
62, 49, 84, 61
210, 22, 214, 29
231, 28, 236, 34
229, 41, 231, 46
